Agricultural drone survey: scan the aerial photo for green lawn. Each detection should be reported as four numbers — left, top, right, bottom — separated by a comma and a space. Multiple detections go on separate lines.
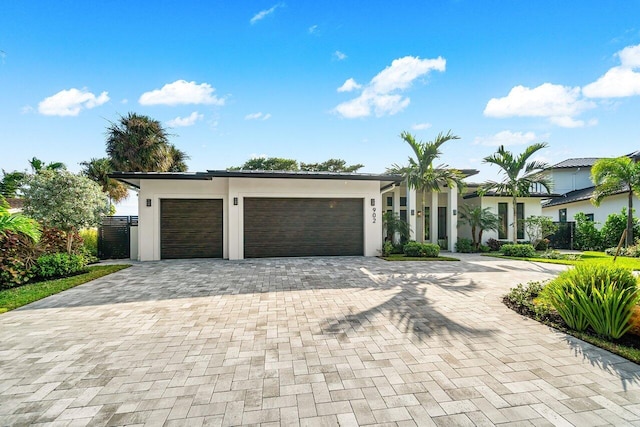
382, 254, 459, 261
487, 251, 640, 270
0, 264, 130, 313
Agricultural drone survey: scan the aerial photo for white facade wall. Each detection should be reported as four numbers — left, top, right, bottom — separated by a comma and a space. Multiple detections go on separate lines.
478, 197, 544, 243
136, 177, 382, 261
542, 193, 640, 226
548, 169, 593, 194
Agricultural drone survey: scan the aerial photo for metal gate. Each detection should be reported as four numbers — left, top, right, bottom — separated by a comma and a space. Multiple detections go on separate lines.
548, 221, 575, 250
98, 216, 138, 259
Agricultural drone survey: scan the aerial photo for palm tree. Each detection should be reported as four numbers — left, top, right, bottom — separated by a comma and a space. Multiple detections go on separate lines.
391, 130, 465, 243
106, 112, 189, 172
0, 196, 41, 242
80, 158, 129, 206
382, 211, 411, 244
459, 205, 501, 250
482, 143, 551, 243
29, 157, 66, 173
591, 156, 640, 247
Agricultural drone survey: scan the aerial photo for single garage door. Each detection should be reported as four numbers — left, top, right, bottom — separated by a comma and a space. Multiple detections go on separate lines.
244, 198, 363, 258
161, 199, 223, 259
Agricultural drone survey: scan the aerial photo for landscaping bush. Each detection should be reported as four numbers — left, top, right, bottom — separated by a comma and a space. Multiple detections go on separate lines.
538, 249, 563, 259
403, 241, 440, 257
455, 238, 474, 253
534, 239, 550, 251
79, 228, 98, 257
486, 238, 503, 252
35, 253, 88, 279
478, 244, 491, 253
0, 232, 39, 288
39, 227, 84, 255
546, 264, 639, 339
601, 209, 640, 248
503, 280, 552, 320
574, 212, 604, 251
604, 245, 640, 257
499, 243, 536, 258
382, 241, 394, 257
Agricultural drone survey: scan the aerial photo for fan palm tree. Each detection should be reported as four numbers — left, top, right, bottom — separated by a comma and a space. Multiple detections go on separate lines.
591, 156, 640, 246
391, 130, 465, 243
0, 196, 41, 242
80, 157, 129, 206
106, 112, 189, 172
382, 211, 411, 244
459, 205, 501, 250
29, 157, 66, 174
482, 143, 551, 243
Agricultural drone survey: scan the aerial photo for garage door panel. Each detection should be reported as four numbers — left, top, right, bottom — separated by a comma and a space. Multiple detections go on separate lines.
161, 199, 223, 259
244, 198, 363, 258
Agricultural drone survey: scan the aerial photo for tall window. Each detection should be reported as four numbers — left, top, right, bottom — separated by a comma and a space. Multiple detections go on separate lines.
585, 213, 594, 222
517, 203, 525, 240
438, 207, 447, 240
424, 207, 430, 240
386, 196, 393, 207
559, 208, 567, 223
400, 197, 407, 207
498, 203, 508, 239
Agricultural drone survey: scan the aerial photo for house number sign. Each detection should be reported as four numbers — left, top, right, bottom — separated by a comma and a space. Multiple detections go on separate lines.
372, 207, 377, 224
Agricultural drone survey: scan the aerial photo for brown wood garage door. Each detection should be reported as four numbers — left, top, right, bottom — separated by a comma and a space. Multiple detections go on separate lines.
244, 198, 363, 258
161, 199, 223, 259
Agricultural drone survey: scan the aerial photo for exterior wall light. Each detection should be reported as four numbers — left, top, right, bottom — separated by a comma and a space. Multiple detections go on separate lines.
146, 199, 152, 207
370, 198, 375, 206
233, 197, 238, 206
453, 209, 457, 216
411, 209, 415, 216
417, 210, 422, 217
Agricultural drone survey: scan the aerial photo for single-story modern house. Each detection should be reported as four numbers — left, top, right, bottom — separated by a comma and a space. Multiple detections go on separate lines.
112, 170, 402, 261
112, 169, 555, 261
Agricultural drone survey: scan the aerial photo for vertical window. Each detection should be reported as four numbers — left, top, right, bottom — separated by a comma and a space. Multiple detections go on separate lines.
400, 197, 407, 207
438, 207, 447, 240
386, 196, 393, 207
559, 208, 567, 223
424, 207, 430, 240
400, 210, 407, 222
498, 203, 508, 239
517, 203, 525, 240
585, 213, 594, 222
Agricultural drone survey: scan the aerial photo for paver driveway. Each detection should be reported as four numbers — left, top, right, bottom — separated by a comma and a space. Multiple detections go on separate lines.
1, 255, 640, 426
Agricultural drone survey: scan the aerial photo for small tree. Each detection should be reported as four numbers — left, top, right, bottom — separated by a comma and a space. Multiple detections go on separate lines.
0, 170, 27, 198
229, 157, 299, 171
300, 159, 364, 172
382, 211, 411, 245
458, 205, 500, 250
574, 213, 604, 251
523, 216, 558, 249
601, 208, 640, 248
22, 171, 109, 254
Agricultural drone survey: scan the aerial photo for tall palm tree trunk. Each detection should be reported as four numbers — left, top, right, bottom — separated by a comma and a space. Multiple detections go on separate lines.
628, 190, 634, 247
512, 194, 518, 243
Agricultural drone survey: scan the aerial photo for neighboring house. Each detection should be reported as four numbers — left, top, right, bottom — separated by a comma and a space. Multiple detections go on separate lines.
541, 154, 640, 224
6, 198, 24, 214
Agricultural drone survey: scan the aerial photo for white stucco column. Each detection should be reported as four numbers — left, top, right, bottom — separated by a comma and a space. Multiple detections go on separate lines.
430, 191, 438, 245
392, 187, 401, 243
447, 183, 458, 252
408, 186, 417, 241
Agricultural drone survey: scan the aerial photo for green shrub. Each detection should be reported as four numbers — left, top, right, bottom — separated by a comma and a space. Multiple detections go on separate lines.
574, 212, 604, 251
601, 209, 640, 248
382, 241, 394, 257
534, 239, 550, 251
538, 249, 563, 259
35, 253, 87, 279
504, 280, 551, 320
455, 238, 474, 253
403, 241, 440, 257
79, 228, 98, 257
547, 264, 639, 338
604, 245, 640, 257
478, 244, 491, 253
499, 244, 536, 258
0, 232, 39, 288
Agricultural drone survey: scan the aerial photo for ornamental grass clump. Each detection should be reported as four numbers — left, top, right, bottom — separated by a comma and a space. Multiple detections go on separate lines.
547, 264, 639, 339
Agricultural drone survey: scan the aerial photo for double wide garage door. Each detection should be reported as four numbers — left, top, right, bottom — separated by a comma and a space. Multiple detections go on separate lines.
244, 198, 364, 258
161, 199, 223, 259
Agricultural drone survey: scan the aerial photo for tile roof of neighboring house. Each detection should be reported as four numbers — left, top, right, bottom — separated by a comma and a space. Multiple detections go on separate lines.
542, 184, 630, 208
548, 158, 600, 169
6, 198, 24, 209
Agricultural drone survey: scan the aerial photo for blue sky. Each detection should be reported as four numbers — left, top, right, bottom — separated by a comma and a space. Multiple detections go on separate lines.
2, 1, 640, 213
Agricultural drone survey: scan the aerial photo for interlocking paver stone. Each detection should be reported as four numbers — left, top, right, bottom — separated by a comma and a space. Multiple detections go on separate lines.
1, 254, 639, 425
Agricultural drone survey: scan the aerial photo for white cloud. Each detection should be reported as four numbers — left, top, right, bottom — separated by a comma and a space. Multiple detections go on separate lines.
334, 51, 347, 61
308, 25, 318, 34
484, 83, 595, 127
334, 55, 446, 118
139, 80, 224, 106
245, 112, 271, 120
337, 78, 361, 92
583, 44, 640, 98
250, 3, 282, 24
411, 123, 432, 130
167, 111, 203, 127
473, 130, 538, 146
38, 88, 109, 116
21, 105, 34, 114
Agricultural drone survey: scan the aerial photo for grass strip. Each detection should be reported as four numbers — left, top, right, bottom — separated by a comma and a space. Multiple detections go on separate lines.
484, 251, 640, 270
0, 264, 130, 313
382, 255, 459, 261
